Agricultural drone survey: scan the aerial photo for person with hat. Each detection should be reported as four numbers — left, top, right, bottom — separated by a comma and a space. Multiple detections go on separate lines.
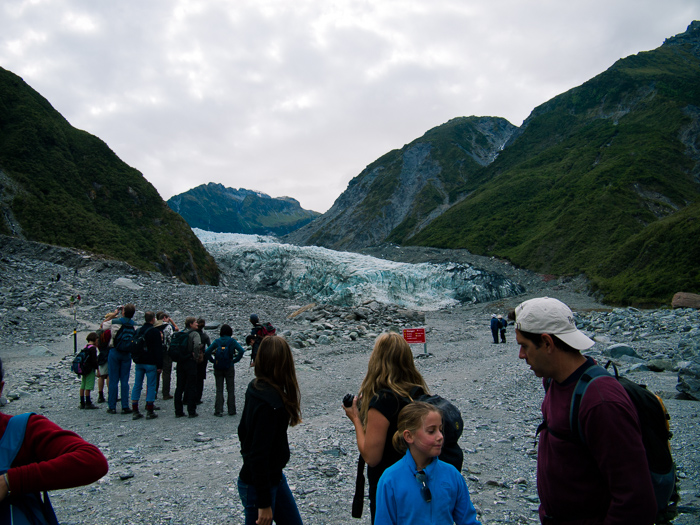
511, 297, 655, 524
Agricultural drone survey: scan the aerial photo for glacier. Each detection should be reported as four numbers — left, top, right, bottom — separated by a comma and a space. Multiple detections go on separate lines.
195, 229, 525, 311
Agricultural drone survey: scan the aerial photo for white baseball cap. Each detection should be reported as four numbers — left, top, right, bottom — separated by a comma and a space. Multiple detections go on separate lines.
514, 297, 594, 351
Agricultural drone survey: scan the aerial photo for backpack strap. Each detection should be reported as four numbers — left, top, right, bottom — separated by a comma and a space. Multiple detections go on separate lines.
0, 413, 34, 473
570, 364, 611, 443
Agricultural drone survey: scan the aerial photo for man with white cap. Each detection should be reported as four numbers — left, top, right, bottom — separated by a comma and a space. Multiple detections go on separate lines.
512, 297, 655, 524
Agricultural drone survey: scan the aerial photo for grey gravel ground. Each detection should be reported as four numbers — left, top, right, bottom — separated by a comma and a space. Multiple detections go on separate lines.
0, 237, 698, 524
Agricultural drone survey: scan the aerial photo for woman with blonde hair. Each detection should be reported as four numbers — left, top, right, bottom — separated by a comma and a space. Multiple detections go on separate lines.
343, 331, 429, 523
238, 336, 303, 525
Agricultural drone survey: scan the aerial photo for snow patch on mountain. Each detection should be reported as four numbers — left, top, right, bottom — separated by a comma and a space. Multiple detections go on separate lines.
195, 229, 525, 310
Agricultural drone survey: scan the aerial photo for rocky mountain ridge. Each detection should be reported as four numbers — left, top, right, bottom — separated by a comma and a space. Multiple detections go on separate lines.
285, 116, 517, 250
167, 183, 320, 236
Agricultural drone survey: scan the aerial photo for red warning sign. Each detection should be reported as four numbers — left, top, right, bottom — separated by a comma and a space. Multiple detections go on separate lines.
403, 328, 426, 344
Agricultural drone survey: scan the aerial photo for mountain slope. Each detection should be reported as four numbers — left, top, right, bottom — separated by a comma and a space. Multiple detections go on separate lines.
0, 67, 219, 285
285, 116, 517, 250
167, 183, 320, 236
410, 22, 700, 304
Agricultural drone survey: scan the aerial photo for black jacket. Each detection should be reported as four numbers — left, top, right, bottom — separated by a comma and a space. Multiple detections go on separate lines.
238, 379, 291, 508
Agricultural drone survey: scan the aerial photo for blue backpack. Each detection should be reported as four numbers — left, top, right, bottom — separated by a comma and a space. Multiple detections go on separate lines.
213, 339, 244, 371
113, 324, 137, 353
0, 413, 60, 524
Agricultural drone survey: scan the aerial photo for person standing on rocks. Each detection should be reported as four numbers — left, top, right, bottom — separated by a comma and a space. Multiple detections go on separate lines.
237, 335, 303, 525
343, 332, 430, 523
205, 324, 245, 416
78, 332, 99, 410
248, 314, 275, 366
490, 314, 499, 344
155, 311, 178, 401
498, 314, 507, 343
95, 324, 111, 403
107, 304, 136, 415
174, 317, 201, 419
130, 311, 163, 421
195, 318, 211, 406
513, 296, 656, 524
375, 402, 481, 525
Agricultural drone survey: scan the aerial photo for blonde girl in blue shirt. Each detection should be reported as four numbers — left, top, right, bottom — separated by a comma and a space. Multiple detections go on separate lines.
375, 402, 481, 525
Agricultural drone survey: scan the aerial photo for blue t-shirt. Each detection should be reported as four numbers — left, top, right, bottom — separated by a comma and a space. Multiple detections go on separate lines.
375, 450, 480, 525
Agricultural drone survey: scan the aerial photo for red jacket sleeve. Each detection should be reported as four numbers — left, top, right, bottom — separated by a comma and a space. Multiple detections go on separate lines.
2, 413, 108, 493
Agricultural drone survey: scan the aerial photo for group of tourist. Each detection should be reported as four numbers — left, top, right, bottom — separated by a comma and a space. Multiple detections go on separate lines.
1, 296, 664, 524
85, 305, 267, 420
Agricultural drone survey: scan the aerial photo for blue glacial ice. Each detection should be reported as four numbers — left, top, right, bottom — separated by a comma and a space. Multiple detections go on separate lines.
195, 229, 524, 311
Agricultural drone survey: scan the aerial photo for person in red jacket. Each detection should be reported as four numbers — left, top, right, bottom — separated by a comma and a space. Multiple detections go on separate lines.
513, 297, 656, 525
0, 357, 109, 500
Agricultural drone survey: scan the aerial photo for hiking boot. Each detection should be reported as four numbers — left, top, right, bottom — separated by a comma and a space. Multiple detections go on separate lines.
188, 412, 199, 419
84, 402, 99, 410
79, 401, 86, 409
162, 395, 173, 400
106, 408, 117, 414
132, 411, 144, 420
97, 393, 106, 403
146, 411, 158, 420
121, 407, 133, 414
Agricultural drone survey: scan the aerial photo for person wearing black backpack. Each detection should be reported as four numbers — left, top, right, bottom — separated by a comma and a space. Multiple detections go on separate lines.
129, 312, 164, 421
513, 297, 656, 524
106, 304, 137, 415
204, 324, 245, 416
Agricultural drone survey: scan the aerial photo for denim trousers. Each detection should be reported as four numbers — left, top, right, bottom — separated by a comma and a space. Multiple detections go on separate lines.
131, 363, 158, 405
238, 474, 303, 525
107, 349, 132, 410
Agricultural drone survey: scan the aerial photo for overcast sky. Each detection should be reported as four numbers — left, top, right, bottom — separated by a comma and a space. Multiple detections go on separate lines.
2, 1, 699, 213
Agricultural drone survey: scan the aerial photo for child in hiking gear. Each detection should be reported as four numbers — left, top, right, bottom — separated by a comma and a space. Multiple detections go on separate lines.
79, 333, 99, 409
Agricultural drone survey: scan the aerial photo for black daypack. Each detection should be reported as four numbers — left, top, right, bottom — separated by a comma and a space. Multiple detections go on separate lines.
131, 325, 155, 363
167, 331, 191, 363
351, 388, 465, 519
113, 324, 137, 353
71, 346, 94, 376
542, 361, 678, 521
0, 413, 60, 525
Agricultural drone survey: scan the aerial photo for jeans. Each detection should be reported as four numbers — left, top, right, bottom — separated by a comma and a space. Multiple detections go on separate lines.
131, 363, 158, 406
214, 367, 236, 415
237, 474, 303, 525
108, 349, 132, 410
174, 359, 197, 416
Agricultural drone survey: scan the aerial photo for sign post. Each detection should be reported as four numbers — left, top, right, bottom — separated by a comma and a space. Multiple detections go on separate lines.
403, 328, 431, 358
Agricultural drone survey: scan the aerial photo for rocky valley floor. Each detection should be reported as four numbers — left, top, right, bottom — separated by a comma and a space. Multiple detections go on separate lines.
0, 237, 698, 524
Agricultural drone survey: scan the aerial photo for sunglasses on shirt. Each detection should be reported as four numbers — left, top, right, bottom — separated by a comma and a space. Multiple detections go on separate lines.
415, 470, 432, 502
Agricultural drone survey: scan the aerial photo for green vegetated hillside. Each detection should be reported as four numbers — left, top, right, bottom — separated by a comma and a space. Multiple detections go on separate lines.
0, 67, 219, 285
410, 23, 700, 305
167, 183, 320, 236
288, 115, 516, 250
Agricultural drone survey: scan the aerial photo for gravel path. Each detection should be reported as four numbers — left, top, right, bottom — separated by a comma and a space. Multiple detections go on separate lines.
1, 237, 698, 524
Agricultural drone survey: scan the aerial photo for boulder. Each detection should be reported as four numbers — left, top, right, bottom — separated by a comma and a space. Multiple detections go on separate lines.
676, 363, 700, 400
604, 343, 640, 359
672, 292, 700, 309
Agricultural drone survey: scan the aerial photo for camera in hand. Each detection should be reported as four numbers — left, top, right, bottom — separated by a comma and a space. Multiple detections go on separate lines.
342, 393, 354, 408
